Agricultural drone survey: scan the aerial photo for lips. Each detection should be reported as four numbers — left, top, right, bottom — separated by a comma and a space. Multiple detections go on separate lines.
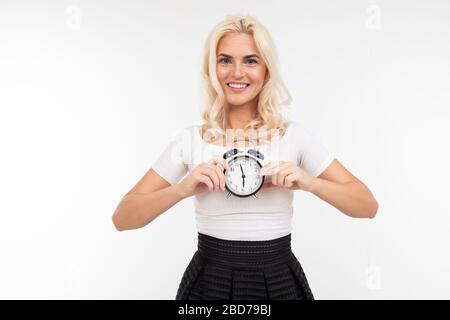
227, 82, 250, 86
226, 82, 250, 92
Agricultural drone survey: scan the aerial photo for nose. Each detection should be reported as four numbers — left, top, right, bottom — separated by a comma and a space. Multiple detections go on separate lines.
232, 62, 245, 79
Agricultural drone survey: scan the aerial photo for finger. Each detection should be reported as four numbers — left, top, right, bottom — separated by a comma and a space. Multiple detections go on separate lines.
212, 163, 226, 190
205, 166, 221, 191
266, 163, 291, 184
263, 162, 290, 184
259, 161, 276, 175
276, 166, 297, 186
196, 173, 214, 192
260, 161, 285, 176
209, 164, 224, 191
199, 167, 219, 191
208, 155, 230, 170
284, 172, 299, 188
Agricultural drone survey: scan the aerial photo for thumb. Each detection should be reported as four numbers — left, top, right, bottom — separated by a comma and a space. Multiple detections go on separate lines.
261, 182, 276, 189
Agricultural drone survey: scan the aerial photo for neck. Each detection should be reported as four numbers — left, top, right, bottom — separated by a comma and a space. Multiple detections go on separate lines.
223, 102, 258, 131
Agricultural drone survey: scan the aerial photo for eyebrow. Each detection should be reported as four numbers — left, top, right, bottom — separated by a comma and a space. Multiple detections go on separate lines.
217, 53, 260, 59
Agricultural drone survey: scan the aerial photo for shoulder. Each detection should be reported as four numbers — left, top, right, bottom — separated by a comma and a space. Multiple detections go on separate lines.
170, 124, 196, 140
286, 119, 307, 131
162, 125, 197, 152
285, 120, 307, 137
266, 120, 295, 140
284, 120, 322, 145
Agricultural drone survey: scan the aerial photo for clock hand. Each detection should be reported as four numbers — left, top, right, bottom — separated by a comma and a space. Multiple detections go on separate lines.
239, 164, 246, 179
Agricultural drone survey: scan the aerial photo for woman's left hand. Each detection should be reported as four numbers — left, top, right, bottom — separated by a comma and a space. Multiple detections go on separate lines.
259, 161, 317, 192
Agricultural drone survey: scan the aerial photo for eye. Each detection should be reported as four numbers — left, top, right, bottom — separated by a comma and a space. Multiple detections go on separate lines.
218, 57, 231, 64
218, 58, 259, 65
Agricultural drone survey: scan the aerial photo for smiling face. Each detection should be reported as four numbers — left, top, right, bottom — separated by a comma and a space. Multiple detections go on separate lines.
216, 33, 268, 108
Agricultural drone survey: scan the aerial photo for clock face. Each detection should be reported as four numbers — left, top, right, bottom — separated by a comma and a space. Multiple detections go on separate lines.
224, 155, 264, 197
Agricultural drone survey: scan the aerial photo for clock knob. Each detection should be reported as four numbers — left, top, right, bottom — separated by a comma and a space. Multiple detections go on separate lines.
223, 148, 238, 159
247, 149, 264, 160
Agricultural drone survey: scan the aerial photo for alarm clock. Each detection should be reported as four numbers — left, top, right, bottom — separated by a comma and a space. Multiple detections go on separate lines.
222, 138, 266, 198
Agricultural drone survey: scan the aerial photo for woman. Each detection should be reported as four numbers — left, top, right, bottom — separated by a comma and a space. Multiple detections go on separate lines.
112, 14, 378, 300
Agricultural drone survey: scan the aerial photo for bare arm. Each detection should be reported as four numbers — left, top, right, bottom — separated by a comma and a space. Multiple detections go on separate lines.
112, 157, 229, 231
309, 159, 378, 218
112, 184, 185, 231
310, 178, 378, 218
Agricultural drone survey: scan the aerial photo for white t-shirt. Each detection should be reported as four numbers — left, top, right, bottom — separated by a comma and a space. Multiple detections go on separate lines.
151, 120, 334, 241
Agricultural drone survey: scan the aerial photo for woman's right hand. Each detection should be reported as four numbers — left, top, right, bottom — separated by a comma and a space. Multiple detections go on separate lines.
175, 156, 230, 198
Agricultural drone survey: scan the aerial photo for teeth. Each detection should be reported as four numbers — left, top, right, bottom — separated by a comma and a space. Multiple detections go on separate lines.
228, 83, 249, 89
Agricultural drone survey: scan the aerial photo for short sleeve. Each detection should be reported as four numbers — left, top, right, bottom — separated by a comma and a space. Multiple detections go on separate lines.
295, 122, 335, 177
150, 127, 190, 185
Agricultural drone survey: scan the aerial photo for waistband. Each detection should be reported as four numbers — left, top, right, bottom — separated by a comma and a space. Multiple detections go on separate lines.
196, 232, 293, 270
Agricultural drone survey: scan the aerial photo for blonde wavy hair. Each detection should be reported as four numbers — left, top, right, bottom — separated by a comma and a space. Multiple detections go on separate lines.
199, 13, 293, 145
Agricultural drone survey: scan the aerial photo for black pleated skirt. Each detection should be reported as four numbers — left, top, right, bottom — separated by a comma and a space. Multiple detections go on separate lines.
175, 232, 314, 300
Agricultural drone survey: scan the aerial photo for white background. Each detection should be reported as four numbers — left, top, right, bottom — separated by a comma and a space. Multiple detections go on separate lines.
1, 0, 449, 299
